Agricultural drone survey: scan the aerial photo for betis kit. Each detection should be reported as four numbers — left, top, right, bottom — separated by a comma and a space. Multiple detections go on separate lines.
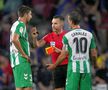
10, 20, 32, 87
63, 29, 96, 90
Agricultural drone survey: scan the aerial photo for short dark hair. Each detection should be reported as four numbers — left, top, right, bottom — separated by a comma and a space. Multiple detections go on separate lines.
68, 10, 81, 25
18, 5, 31, 17
53, 15, 64, 21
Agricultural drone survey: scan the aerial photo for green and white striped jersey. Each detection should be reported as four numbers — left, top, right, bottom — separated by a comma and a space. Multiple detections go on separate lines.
63, 29, 96, 73
10, 20, 30, 68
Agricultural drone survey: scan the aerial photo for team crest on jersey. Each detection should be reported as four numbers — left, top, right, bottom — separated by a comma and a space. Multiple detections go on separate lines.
19, 27, 23, 33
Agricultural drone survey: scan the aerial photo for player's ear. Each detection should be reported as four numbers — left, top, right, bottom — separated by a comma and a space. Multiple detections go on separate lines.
24, 13, 27, 18
60, 20, 64, 27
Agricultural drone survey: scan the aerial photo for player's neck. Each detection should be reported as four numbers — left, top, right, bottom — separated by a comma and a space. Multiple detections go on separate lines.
18, 17, 26, 24
72, 25, 80, 29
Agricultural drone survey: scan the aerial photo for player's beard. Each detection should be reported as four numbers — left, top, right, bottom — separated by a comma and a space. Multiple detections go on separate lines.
52, 29, 58, 33
52, 28, 61, 34
26, 19, 30, 24
52, 29, 56, 32
26, 17, 31, 24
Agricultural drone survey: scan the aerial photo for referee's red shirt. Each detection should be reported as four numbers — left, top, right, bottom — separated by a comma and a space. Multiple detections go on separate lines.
43, 31, 68, 65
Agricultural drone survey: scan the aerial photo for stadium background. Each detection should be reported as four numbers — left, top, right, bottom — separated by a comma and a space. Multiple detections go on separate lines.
0, 0, 108, 90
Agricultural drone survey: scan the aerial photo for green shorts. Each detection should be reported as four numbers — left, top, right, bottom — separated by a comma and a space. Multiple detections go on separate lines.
66, 72, 92, 90
13, 62, 33, 88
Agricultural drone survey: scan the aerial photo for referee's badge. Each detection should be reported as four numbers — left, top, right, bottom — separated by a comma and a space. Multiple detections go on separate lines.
50, 41, 55, 47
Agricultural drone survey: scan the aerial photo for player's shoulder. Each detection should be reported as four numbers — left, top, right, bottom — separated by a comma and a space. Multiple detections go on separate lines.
17, 20, 25, 27
12, 21, 19, 27
81, 29, 93, 38
63, 30, 72, 39
64, 29, 93, 38
80, 29, 92, 34
75, 29, 93, 36
12, 20, 24, 27
43, 32, 52, 39
64, 30, 72, 36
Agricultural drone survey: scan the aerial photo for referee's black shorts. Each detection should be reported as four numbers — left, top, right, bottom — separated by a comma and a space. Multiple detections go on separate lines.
53, 64, 67, 88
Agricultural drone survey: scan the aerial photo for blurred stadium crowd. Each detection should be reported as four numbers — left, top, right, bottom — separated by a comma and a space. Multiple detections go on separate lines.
0, 0, 108, 90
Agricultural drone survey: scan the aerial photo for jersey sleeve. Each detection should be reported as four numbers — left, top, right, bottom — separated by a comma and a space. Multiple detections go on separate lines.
42, 33, 50, 44
15, 23, 24, 37
90, 34, 96, 49
63, 35, 68, 44
62, 36, 68, 51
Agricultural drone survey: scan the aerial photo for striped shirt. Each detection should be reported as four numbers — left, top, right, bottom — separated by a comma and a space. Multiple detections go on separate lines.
63, 29, 96, 73
10, 20, 30, 68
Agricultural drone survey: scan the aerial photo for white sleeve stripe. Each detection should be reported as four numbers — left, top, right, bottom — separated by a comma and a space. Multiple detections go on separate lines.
72, 61, 76, 72
80, 60, 84, 73
15, 54, 19, 65
86, 60, 90, 73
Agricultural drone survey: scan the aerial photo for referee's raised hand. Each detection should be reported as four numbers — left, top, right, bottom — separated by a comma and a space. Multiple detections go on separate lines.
31, 27, 39, 38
